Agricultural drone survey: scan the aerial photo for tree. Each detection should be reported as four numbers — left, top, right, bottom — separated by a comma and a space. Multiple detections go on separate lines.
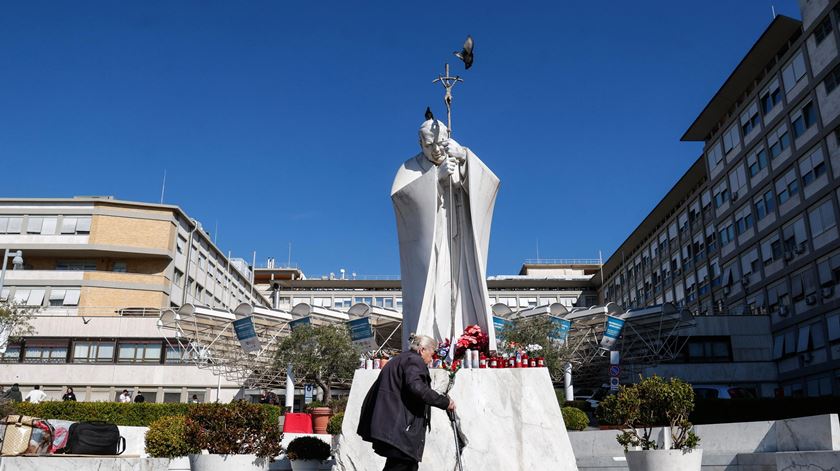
274, 324, 360, 401
500, 315, 574, 381
0, 301, 35, 352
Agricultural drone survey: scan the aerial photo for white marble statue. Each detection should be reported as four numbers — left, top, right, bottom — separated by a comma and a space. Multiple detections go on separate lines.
391, 119, 499, 353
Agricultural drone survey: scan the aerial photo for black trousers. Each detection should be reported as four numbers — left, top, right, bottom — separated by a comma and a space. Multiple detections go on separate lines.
383, 457, 419, 471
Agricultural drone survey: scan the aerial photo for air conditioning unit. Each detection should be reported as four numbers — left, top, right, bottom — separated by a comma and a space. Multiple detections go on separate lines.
805, 294, 817, 305
779, 305, 790, 316
822, 286, 835, 298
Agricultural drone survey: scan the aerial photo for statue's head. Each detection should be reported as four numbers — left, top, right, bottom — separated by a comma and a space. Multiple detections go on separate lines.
418, 119, 448, 164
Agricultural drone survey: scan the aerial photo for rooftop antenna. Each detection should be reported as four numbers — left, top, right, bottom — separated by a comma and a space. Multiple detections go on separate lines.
213, 220, 218, 245
771, 5, 776, 18
159, 169, 167, 204
287, 242, 292, 268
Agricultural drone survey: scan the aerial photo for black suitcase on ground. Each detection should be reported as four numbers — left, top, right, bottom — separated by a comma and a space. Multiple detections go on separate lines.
64, 421, 126, 455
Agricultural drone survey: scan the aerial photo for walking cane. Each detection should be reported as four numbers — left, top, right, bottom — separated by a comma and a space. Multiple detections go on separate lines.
447, 410, 464, 471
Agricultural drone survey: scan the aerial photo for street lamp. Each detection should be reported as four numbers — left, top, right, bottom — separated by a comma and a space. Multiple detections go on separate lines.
0, 249, 24, 300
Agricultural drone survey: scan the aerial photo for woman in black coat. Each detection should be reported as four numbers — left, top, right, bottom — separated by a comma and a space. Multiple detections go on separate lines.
357, 334, 455, 471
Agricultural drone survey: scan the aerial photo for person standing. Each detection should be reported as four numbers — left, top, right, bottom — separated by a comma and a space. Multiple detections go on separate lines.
24, 385, 48, 404
190, 394, 199, 404
3, 384, 22, 402
357, 334, 455, 471
62, 387, 77, 401
118, 389, 132, 403
134, 392, 145, 403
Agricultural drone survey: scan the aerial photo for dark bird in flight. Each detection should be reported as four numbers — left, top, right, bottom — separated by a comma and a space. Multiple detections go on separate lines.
454, 35, 474, 69
425, 106, 434, 121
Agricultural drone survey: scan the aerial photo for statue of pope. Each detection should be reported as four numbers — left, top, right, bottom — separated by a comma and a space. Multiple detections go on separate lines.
391, 118, 499, 353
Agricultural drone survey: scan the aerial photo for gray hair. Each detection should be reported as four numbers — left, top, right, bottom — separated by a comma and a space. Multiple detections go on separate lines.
408, 333, 436, 353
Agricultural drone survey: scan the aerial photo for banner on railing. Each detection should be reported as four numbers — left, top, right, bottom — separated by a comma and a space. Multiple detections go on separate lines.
289, 317, 311, 331
347, 317, 377, 350
493, 316, 511, 341
549, 316, 571, 344
232, 316, 260, 353
599, 315, 625, 350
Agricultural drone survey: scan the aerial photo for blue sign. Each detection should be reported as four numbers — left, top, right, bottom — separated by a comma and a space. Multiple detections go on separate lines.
347, 318, 377, 349
600, 315, 625, 349
232, 316, 260, 353
493, 316, 511, 341
289, 317, 311, 330
549, 316, 571, 342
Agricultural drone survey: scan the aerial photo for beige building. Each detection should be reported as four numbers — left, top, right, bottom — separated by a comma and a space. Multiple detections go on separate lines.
0, 197, 268, 402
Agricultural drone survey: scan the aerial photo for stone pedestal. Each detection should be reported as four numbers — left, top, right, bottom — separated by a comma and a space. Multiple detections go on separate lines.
332, 368, 578, 470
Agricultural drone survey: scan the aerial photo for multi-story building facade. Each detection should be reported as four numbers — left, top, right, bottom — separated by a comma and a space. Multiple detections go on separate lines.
603, 1, 840, 396
0, 197, 268, 402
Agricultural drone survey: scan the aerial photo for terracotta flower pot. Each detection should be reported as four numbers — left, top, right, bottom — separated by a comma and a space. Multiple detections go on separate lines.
310, 407, 332, 434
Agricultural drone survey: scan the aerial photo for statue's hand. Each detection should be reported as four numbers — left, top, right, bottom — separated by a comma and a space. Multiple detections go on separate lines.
444, 139, 467, 162
438, 156, 459, 181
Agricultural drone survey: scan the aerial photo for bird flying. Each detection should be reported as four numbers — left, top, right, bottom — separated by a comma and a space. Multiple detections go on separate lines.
454, 35, 474, 69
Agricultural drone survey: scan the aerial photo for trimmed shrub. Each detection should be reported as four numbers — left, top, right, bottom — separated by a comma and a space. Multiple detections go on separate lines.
286, 436, 331, 461
145, 415, 199, 458
185, 401, 282, 459
11, 401, 282, 427
561, 407, 589, 431
327, 412, 344, 435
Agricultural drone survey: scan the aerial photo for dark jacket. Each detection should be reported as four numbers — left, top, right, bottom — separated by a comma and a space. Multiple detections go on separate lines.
4, 385, 22, 402
357, 350, 449, 462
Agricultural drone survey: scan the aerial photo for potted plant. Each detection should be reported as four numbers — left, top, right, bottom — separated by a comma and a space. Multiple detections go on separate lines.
185, 401, 283, 471
306, 400, 332, 434
286, 436, 331, 471
597, 376, 701, 471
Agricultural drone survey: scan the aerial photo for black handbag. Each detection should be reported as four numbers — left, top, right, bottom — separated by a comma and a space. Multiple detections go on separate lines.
64, 421, 126, 455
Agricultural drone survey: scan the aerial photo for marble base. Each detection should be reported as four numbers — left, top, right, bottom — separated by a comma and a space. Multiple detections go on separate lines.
0, 457, 168, 471
332, 368, 578, 471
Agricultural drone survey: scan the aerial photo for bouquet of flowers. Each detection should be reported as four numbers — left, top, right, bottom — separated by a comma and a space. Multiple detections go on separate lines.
454, 324, 490, 359
524, 344, 544, 356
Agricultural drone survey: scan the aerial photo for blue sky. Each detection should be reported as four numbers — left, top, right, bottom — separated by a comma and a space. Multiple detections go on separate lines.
0, 1, 803, 277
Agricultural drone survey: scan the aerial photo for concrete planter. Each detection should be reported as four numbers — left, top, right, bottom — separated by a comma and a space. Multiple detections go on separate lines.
624, 449, 702, 471
290, 459, 322, 471
188, 453, 268, 471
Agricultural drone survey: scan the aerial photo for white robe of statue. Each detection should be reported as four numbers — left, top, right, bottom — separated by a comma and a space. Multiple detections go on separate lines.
391, 119, 499, 352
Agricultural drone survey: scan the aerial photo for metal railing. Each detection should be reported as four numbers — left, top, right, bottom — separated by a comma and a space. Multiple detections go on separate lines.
524, 258, 602, 265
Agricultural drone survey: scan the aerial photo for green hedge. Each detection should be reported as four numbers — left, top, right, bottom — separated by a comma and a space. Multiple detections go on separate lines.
690, 398, 840, 425
11, 402, 283, 427
561, 406, 589, 431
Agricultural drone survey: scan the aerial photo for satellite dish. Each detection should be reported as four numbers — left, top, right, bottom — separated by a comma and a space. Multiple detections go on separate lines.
549, 302, 569, 317
234, 302, 253, 318
491, 303, 513, 317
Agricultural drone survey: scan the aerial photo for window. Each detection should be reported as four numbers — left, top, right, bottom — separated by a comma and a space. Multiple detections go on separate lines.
24, 341, 68, 364
49, 289, 80, 306
792, 102, 817, 139
728, 165, 748, 199
333, 297, 352, 309
117, 341, 163, 363
782, 50, 807, 90
817, 252, 840, 287
741, 101, 760, 136
735, 205, 754, 235
56, 260, 96, 271
708, 142, 724, 166
27, 216, 60, 235
680, 337, 732, 363
762, 233, 783, 265
112, 261, 127, 273
706, 225, 718, 253
713, 181, 730, 208
165, 345, 189, 364
747, 147, 769, 177
1, 344, 21, 363
768, 123, 791, 158
814, 16, 833, 44
12, 289, 45, 306
719, 223, 735, 246
26, 217, 43, 234
73, 341, 115, 363
173, 269, 184, 287
176, 236, 186, 254
60, 216, 91, 234
825, 63, 840, 95
783, 215, 809, 255
809, 199, 837, 237
799, 146, 827, 187
723, 124, 740, 154
755, 189, 776, 220
0, 216, 23, 234
761, 80, 782, 114
775, 168, 799, 204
